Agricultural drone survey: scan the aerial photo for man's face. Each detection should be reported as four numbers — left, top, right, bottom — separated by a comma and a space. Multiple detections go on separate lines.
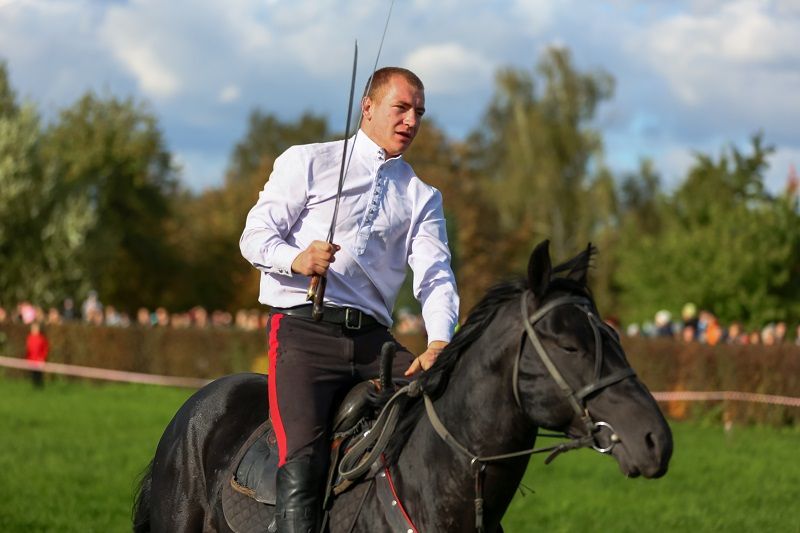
361, 75, 425, 157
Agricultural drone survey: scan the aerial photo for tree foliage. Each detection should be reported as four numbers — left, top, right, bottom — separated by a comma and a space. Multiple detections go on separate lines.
615, 136, 800, 327
0, 64, 95, 306
459, 47, 616, 311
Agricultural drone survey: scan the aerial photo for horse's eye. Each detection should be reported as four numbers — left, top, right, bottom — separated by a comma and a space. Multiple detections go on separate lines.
560, 344, 580, 354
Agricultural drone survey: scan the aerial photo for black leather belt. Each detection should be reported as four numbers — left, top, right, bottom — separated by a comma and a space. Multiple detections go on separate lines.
271, 305, 383, 330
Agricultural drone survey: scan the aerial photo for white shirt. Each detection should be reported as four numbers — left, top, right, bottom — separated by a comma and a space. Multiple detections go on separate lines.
239, 131, 459, 343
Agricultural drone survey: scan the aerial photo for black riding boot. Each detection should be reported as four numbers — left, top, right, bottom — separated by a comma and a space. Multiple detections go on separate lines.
271, 458, 324, 533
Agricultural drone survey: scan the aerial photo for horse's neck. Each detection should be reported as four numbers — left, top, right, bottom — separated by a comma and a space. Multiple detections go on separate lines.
394, 333, 536, 531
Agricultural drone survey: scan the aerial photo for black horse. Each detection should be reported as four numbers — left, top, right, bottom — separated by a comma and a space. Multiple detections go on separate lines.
133, 241, 672, 532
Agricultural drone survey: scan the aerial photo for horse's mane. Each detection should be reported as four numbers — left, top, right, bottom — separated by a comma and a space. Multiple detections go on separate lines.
384, 278, 526, 463
384, 245, 596, 464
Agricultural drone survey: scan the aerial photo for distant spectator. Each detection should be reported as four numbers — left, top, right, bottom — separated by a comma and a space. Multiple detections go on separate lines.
681, 302, 698, 339
19, 301, 37, 325
625, 323, 640, 337
190, 306, 209, 328
396, 307, 424, 335
61, 298, 76, 321
654, 310, 674, 337
25, 322, 49, 388
211, 310, 233, 327
82, 290, 103, 323
46, 307, 62, 325
761, 324, 777, 346
137, 307, 152, 327
235, 309, 250, 330
774, 321, 787, 344
0, 306, 7, 324
681, 324, 696, 343
154, 307, 170, 327
726, 322, 745, 344
704, 313, 724, 346
105, 305, 123, 327
795, 325, 800, 347
696, 310, 715, 344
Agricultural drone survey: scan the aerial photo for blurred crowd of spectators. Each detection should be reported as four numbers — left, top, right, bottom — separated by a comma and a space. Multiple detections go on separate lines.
623, 302, 799, 346
0, 293, 427, 335
4, 295, 794, 346
1, 293, 264, 332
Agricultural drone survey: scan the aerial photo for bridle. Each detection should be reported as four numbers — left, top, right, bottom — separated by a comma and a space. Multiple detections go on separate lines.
421, 290, 637, 532
514, 292, 637, 450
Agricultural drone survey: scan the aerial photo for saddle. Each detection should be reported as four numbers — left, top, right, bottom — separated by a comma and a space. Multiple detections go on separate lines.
222, 344, 414, 533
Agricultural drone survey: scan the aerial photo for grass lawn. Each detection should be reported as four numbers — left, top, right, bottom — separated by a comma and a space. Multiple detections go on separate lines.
1, 373, 798, 532
0, 374, 193, 533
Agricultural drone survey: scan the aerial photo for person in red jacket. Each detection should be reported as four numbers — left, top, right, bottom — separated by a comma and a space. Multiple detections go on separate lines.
25, 322, 49, 388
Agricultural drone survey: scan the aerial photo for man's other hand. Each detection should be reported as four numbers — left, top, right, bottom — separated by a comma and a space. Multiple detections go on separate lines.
404, 340, 448, 377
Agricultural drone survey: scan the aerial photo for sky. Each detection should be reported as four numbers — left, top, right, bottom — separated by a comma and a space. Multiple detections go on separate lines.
1, 0, 799, 193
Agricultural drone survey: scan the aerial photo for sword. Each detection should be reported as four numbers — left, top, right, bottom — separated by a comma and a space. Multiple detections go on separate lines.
306, 40, 358, 320
306, 0, 396, 321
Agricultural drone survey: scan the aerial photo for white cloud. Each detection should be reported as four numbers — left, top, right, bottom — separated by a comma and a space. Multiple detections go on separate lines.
405, 43, 493, 95
218, 84, 241, 104
637, 1, 800, 106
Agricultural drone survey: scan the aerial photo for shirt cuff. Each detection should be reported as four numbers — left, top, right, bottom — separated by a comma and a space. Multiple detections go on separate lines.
270, 243, 303, 277
425, 320, 456, 345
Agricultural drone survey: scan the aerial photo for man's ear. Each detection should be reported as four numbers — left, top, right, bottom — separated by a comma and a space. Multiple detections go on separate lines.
361, 96, 372, 120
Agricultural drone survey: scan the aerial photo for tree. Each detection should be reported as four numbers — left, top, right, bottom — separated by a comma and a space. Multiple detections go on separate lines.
614, 135, 800, 328
461, 47, 616, 305
0, 63, 95, 306
227, 110, 329, 184
40, 92, 179, 310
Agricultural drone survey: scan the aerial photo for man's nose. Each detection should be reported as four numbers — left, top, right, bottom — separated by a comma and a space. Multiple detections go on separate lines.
403, 110, 418, 128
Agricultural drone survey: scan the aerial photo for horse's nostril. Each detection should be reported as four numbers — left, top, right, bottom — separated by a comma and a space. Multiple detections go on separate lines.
645, 432, 656, 451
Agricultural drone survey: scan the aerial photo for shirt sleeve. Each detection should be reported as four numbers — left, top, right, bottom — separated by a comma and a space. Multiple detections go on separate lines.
408, 187, 460, 344
239, 147, 308, 277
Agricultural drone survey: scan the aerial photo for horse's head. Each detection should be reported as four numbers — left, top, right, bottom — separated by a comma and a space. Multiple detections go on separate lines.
516, 240, 672, 478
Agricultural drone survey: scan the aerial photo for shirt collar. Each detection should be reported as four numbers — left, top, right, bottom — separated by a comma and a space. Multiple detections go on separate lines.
353, 129, 404, 165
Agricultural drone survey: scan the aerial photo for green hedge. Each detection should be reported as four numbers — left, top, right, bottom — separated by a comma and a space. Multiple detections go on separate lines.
2, 324, 798, 424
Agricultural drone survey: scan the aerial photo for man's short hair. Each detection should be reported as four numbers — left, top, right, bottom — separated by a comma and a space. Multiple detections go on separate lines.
364, 67, 424, 101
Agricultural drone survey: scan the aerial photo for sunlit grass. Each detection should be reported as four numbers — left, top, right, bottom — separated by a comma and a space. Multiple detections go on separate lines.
0, 374, 797, 532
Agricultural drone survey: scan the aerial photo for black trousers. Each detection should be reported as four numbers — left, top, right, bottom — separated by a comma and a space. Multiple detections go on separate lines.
266, 312, 414, 467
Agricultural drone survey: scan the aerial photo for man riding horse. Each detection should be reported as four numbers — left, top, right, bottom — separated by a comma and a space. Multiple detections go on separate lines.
239, 66, 460, 533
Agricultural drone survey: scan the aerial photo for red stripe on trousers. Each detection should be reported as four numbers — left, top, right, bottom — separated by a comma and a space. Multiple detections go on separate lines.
267, 313, 288, 466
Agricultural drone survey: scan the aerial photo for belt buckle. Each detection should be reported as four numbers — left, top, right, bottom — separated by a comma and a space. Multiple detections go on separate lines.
344, 308, 362, 330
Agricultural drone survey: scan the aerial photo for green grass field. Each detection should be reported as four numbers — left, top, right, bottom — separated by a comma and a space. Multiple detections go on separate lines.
1, 374, 798, 532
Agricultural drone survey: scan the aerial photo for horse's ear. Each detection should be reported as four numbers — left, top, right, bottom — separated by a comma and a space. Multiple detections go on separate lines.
565, 242, 594, 285
528, 240, 552, 299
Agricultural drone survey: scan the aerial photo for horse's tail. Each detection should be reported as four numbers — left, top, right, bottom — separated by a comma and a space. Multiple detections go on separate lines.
132, 460, 153, 533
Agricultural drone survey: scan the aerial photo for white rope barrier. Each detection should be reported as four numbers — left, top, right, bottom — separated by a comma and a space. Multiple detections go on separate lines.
652, 390, 800, 407
2, 356, 799, 406
0, 355, 211, 389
